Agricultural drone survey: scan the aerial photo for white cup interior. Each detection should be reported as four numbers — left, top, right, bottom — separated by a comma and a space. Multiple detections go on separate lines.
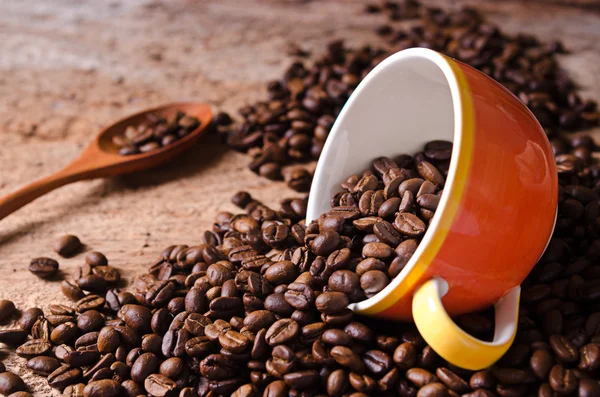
305, 48, 463, 312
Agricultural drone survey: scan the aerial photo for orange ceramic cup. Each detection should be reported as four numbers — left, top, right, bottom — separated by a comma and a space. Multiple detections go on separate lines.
305, 48, 558, 370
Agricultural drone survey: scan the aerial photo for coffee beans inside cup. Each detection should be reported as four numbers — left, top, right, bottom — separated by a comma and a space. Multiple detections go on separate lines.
112, 111, 201, 156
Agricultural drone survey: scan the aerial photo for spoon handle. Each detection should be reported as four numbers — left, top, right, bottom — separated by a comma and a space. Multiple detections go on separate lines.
0, 164, 88, 221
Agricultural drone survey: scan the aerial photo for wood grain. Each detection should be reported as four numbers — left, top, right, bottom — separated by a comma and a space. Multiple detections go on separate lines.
0, 0, 599, 394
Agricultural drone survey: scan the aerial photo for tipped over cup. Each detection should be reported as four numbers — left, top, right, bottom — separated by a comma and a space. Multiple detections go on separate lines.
306, 48, 558, 370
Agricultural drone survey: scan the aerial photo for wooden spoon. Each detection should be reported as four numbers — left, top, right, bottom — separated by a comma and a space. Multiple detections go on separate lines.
0, 102, 212, 221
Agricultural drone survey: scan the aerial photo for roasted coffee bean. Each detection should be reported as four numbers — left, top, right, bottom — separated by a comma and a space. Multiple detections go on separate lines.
0, 329, 28, 345
144, 373, 177, 396
362, 242, 393, 259
63, 384, 86, 397
407, 368, 438, 387
131, 352, 159, 383
266, 319, 299, 345
315, 291, 348, 314
0, 299, 16, 323
283, 370, 319, 389
76, 295, 105, 312
549, 334, 579, 363
29, 257, 59, 278
373, 221, 402, 247
66, 350, 101, 367
18, 307, 43, 331
348, 372, 376, 393
417, 382, 449, 397
360, 270, 389, 297
160, 357, 185, 379
48, 365, 82, 389
51, 322, 79, 344
311, 230, 341, 256
82, 379, 121, 397
16, 338, 52, 357
531, 349, 553, 378
61, 280, 86, 302
0, 372, 25, 395
54, 234, 82, 257
92, 266, 120, 284
26, 356, 61, 376
264, 261, 297, 285
398, 210, 428, 236
244, 310, 276, 332
77, 310, 104, 333
284, 283, 314, 311
549, 365, 577, 394
330, 346, 365, 373
85, 251, 108, 267
200, 354, 237, 380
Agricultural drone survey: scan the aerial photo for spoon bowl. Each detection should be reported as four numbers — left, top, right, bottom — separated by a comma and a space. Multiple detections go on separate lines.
0, 102, 212, 220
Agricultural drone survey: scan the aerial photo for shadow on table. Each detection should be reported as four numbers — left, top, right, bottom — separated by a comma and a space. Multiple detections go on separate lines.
0, 134, 230, 245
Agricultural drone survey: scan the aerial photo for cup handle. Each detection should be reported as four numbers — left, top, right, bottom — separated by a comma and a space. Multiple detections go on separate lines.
412, 277, 520, 370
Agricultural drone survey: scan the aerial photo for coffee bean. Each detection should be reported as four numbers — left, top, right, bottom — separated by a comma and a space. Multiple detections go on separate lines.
330, 346, 365, 373
264, 261, 297, 285
579, 343, 600, 370
7, 391, 33, 397
16, 339, 52, 358
144, 373, 177, 396
76, 295, 105, 312
0, 329, 28, 345
83, 379, 121, 397
362, 242, 393, 259
26, 356, 60, 376
348, 372, 376, 393
159, 357, 184, 379
243, 310, 275, 333
66, 350, 100, 368
311, 230, 341, 256
266, 319, 299, 345
200, 354, 237, 380
91, 266, 120, 284
85, 251, 108, 267
219, 329, 250, 353
549, 364, 577, 394
48, 365, 82, 389
360, 270, 389, 297
407, 368, 438, 387
435, 368, 469, 393
315, 292, 348, 314
0, 372, 25, 395
283, 370, 319, 389
417, 161, 445, 188
284, 283, 314, 311
29, 257, 59, 278
416, 382, 449, 397
63, 384, 86, 397
131, 352, 159, 383
579, 378, 600, 397
0, 300, 16, 323
531, 349, 553, 378
54, 234, 82, 257
394, 212, 426, 236
549, 334, 579, 363
373, 221, 402, 247
51, 322, 79, 344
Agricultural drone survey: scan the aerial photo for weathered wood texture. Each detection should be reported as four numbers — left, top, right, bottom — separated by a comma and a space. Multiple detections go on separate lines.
0, 0, 599, 394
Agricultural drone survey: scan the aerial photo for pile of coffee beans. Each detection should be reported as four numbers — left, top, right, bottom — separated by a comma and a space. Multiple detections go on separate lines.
219, 0, 599, 191
113, 111, 201, 156
2, 131, 600, 396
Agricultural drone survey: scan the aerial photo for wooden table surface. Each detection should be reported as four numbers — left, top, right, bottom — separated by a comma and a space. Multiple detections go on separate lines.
0, 0, 599, 394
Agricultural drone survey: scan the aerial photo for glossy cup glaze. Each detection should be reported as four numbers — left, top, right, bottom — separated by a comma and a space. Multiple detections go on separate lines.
306, 48, 558, 370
